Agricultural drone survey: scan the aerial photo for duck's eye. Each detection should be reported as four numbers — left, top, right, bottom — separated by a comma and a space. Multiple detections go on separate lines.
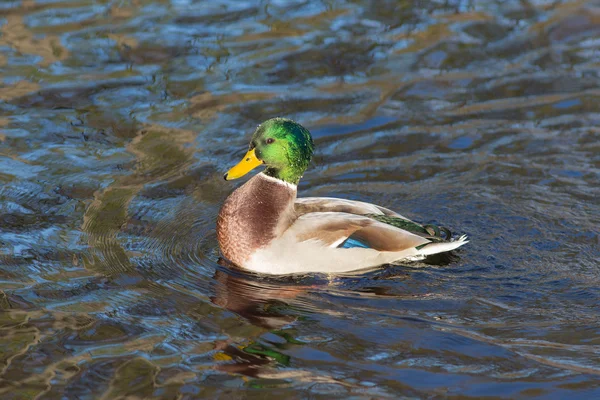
266, 138, 275, 144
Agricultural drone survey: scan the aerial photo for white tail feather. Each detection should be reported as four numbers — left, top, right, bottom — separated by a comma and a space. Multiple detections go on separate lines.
417, 235, 469, 256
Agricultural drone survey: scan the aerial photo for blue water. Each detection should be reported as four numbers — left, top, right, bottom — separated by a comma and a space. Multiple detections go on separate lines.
1, 0, 599, 398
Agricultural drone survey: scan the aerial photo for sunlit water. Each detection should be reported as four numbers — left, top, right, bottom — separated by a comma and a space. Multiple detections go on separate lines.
1, 0, 599, 398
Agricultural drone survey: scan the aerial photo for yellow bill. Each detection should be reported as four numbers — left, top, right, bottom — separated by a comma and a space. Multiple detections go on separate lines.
224, 148, 263, 180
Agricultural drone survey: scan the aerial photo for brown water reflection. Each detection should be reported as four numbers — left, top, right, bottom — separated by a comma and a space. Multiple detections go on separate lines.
1, 0, 600, 398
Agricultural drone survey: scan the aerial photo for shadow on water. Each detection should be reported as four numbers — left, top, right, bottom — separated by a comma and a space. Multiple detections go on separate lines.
1, 0, 600, 398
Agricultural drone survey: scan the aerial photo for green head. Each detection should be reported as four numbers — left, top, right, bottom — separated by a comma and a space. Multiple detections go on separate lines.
224, 118, 314, 185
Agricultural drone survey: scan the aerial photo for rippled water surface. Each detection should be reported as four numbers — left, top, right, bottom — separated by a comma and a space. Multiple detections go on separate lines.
1, 0, 600, 398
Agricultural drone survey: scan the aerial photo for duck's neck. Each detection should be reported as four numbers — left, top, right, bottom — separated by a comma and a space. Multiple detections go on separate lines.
217, 173, 297, 266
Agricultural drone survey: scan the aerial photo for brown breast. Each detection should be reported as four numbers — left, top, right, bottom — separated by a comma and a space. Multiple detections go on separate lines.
216, 174, 296, 266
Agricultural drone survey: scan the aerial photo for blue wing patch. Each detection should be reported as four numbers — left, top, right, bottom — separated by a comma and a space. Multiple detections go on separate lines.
340, 237, 370, 249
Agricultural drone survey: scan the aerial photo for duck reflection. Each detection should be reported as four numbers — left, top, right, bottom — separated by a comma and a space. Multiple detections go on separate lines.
211, 266, 310, 330
207, 257, 453, 378
209, 259, 316, 377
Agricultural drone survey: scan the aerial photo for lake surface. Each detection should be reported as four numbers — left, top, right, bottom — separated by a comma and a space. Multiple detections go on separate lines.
1, 0, 599, 398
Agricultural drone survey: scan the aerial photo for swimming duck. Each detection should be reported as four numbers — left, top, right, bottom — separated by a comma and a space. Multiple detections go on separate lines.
217, 118, 468, 275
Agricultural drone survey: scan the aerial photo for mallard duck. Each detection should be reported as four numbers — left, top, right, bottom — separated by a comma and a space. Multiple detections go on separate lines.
217, 117, 468, 275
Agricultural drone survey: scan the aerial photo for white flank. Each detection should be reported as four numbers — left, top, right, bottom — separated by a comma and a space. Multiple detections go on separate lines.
243, 235, 469, 275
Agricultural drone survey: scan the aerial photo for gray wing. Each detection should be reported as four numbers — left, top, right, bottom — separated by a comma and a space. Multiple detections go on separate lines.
287, 212, 430, 251
294, 197, 411, 220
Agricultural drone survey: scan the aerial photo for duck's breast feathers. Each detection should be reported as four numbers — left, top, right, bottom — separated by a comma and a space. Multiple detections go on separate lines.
217, 173, 297, 265
294, 197, 411, 220
286, 212, 430, 252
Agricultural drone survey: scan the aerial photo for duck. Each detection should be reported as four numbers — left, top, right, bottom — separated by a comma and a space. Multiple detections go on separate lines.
217, 117, 468, 275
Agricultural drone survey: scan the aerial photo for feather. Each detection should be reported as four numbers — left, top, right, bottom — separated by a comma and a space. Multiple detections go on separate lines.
295, 197, 411, 220
290, 212, 430, 251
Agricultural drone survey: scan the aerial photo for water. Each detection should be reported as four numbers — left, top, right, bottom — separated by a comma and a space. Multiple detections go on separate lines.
1, 0, 599, 398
